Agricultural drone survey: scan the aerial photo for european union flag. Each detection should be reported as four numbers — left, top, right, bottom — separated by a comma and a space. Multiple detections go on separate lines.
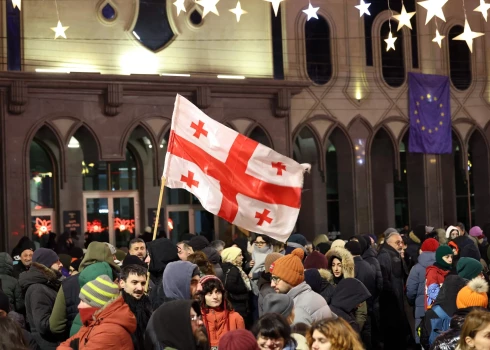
408, 72, 451, 154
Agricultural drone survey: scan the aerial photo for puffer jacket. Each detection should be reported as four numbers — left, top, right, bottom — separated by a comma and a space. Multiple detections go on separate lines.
362, 246, 383, 293
201, 307, 245, 346
287, 281, 332, 325
0, 252, 24, 312
430, 307, 481, 350
19, 262, 63, 350
58, 296, 137, 350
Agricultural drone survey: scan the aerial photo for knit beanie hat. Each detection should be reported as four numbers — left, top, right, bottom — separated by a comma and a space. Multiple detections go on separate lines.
32, 248, 59, 268
457, 257, 483, 280
262, 293, 294, 318
264, 253, 283, 273
435, 245, 453, 269
221, 247, 242, 264
122, 254, 147, 268
304, 269, 323, 293
330, 239, 345, 249
219, 329, 260, 350
456, 277, 489, 309
189, 236, 210, 251
79, 275, 119, 308
421, 238, 440, 252
270, 248, 305, 287
469, 226, 484, 238
316, 242, 331, 255
303, 251, 328, 270
287, 234, 307, 247
344, 241, 362, 256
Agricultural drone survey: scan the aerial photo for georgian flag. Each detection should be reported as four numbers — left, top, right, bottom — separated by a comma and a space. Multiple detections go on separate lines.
163, 94, 310, 242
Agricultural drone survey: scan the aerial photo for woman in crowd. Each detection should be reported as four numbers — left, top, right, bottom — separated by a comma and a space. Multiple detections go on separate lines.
221, 247, 253, 327
447, 226, 461, 241
249, 234, 273, 280
252, 313, 297, 350
188, 251, 216, 277
458, 308, 490, 350
198, 275, 245, 349
322, 246, 355, 303
306, 318, 364, 350
0, 316, 29, 350
425, 245, 453, 309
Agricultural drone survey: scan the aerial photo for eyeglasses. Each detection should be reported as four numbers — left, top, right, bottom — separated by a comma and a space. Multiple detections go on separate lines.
394, 240, 403, 246
271, 276, 282, 284
190, 314, 202, 322
254, 241, 266, 246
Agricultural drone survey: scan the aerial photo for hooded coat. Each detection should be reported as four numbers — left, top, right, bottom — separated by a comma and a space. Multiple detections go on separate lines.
287, 281, 332, 326
147, 238, 179, 309
425, 264, 450, 310
145, 300, 201, 350
0, 252, 24, 312
406, 251, 436, 342
322, 247, 355, 302
162, 261, 199, 301
361, 246, 383, 294
202, 247, 223, 281
201, 307, 245, 346
19, 262, 62, 350
58, 296, 137, 350
377, 243, 411, 349
329, 278, 372, 333
49, 242, 120, 337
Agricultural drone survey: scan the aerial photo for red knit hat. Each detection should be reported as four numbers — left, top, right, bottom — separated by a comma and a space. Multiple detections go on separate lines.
303, 251, 328, 270
218, 329, 259, 350
421, 238, 439, 252
270, 248, 305, 287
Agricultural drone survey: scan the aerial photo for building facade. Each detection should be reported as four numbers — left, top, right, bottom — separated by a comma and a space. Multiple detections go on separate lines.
0, 0, 489, 252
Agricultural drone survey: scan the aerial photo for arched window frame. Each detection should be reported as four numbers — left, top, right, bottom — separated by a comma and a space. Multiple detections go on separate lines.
295, 9, 337, 86
372, 10, 412, 89
443, 19, 476, 92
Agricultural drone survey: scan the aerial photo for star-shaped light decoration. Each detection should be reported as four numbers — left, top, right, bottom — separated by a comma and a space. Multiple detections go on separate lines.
265, 0, 284, 17
229, 1, 247, 22
51, 21, 69, 39
432, 28, 445, 47
303, 2, 319, 21
453, 18, 484, 53
474, 0, 490, 22
12, 0, 21, 10
173, 0, 186, 15
384, 32, 397, 51
417, 0, 448, 24
393, 4, 416, 30
355, 0, 371, 17
196, 0, 220, 17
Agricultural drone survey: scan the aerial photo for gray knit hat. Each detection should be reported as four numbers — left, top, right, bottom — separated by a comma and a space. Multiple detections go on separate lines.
79, 275, 119, 308
262, 293, 294, 318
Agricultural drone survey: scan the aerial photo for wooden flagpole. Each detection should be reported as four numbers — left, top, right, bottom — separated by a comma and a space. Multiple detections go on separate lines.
145, 176, 166, 293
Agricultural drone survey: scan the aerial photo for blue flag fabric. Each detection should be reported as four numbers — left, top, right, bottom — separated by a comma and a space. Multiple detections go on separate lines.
408, 72, 451, 154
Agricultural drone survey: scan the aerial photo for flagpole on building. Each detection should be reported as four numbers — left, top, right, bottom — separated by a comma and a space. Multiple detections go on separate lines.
145, 176, 166, 293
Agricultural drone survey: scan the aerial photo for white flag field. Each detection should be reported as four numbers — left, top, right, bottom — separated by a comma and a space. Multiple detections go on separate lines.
162, 94, 311, 243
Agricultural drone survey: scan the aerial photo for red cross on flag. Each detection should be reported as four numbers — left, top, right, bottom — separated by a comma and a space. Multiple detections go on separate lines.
163, 95, 311, 242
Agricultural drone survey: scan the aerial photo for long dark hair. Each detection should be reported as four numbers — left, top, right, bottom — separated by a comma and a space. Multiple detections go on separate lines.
0, 317, 28, 350
199, 278, 233, 311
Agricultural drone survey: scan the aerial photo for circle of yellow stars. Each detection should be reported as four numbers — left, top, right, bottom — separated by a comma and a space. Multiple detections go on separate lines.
415, 94, 445, 133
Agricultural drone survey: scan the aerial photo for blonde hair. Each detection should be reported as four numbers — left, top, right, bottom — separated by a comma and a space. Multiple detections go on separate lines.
459, 309, 490, 350
306, 318, 364, 350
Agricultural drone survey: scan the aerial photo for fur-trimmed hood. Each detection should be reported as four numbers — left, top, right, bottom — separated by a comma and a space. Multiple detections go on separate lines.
18, 262, 61, 293
409, 231, 421, 244
325, 247, 355, 280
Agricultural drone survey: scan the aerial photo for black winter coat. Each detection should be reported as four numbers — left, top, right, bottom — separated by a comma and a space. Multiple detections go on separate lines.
0, 253, 24, 312
377, 244, 411, 348
362, 247, 383, 294
18, 263, 63, 350
257, 272, 275, 317
12, 262, 29, 279
221, 262, 250, 319
430, 307, 481, 350
353, 256, 377, 306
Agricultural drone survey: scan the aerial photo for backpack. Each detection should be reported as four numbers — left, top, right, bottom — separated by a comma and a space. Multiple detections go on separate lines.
428, 305, 451, 346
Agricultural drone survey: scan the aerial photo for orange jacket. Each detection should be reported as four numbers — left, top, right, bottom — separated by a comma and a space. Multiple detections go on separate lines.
57, 296, 137, 350
201, 307, 245, 346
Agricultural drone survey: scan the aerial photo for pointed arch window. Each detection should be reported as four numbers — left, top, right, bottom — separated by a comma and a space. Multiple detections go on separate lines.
448, 25, 472, 90
249, 126, 272, 148
380, 20, 405, 87
305, 16, 332, 85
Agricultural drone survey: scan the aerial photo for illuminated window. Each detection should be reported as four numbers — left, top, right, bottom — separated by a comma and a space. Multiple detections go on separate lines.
30, 141, 54, 209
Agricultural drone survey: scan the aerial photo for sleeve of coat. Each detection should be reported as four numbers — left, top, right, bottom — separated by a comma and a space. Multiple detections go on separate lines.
406, 266, 419, 305
224, 269, 249, 295
374, 260, 383, 293
14, 281, 25, 313
50, 287, 68, 334
377, 253, 393, 293
355, 301, 368, 331
234, 314, 246, 329
29, 287, 55, 336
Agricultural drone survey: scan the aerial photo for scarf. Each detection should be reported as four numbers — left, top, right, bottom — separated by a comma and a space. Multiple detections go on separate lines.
234, 263, 252, 291
122, 290, 153, 350
250, 245, 273, 278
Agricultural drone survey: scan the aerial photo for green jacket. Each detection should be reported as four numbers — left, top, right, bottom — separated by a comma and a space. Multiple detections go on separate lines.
49, 242, 119, 335
0, 253, 24, 312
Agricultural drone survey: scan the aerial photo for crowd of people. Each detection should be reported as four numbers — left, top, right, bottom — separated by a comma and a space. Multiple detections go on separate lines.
1, 223, 490, 350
